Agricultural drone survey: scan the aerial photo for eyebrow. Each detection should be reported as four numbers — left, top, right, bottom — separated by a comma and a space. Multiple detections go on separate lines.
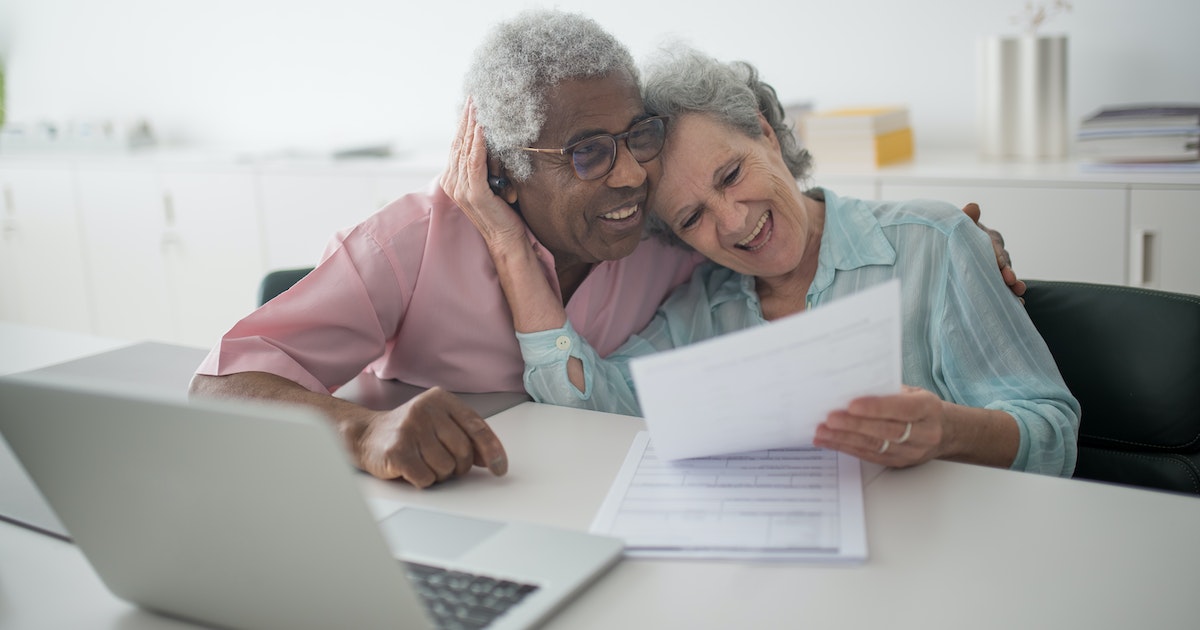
666, 154, 739, 225
563, 113, 653, 148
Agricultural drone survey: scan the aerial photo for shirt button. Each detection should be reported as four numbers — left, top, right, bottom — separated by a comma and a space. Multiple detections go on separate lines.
555, 335, 571, 351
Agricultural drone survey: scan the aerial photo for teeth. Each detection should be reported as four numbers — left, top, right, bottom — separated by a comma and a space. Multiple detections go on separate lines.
602, 204, 639, 221
737, 212, 770, 247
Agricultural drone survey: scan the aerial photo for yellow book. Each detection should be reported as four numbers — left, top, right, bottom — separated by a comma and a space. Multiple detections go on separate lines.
807, 127, 914, 168
802, 106, 909, 138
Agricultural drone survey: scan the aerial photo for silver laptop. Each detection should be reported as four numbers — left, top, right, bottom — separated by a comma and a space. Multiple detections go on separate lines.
0, 341, 530, 540
0, 376, 622, 630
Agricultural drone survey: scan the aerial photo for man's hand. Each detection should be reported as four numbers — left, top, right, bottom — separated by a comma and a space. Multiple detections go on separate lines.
962, 202, 1026, 299
441, 99, 528, 253
351, 387, 508, 489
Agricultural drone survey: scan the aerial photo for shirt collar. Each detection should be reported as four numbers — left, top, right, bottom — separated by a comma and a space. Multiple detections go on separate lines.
810, 189, 896, 294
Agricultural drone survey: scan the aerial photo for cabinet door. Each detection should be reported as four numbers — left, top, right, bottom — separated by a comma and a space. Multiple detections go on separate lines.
0, 165, 92, 332
1130, 188, 1200, 295
76, 167, 264, 346
880, 183, 1128, 285
258, 171, 377, 271
76, 168, 174, 342
160, 170, 264, 347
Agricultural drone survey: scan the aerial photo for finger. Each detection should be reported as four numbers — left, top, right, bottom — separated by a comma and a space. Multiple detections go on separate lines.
391, 441, 438, 489
424, 435, 464, 482
823, 409, 913, 444
432, 420, 476, 477
814, 423, 902, 462
844, 393, 926, 421
442, 100, 474, 192
426, 389, 508, 477
961, 202, 981, 224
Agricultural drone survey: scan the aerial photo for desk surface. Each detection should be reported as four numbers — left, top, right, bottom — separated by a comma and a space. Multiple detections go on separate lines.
3, 326, 1199, 629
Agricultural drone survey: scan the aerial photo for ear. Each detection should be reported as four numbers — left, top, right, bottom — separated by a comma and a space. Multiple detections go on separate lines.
757, 112, 780, 150
487, 156, 519, 204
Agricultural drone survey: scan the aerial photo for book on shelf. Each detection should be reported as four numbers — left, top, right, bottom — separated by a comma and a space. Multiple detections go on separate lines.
1075, 103, 1200, 164
1079, 104, 1200, 132
801, 106, 914, 168
1076, 132, 1200, 163
801, 106, 909, 138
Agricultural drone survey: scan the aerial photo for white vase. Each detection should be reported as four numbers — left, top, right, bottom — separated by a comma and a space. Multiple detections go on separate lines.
978, 34, 1068, 160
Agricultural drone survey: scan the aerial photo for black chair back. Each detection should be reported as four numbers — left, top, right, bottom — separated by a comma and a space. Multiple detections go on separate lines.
1023, 280, 1200, 495
257, 267, 314, 307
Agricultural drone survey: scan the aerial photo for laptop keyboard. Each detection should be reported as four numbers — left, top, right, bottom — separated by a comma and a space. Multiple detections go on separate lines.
404, 561, 540, 630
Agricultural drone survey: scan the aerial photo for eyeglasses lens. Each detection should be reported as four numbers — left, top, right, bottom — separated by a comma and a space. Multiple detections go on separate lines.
569, 117, 666, 180
571, 138, 615, 180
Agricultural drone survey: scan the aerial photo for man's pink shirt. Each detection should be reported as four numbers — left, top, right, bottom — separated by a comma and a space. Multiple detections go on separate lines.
196, 179, 702, 394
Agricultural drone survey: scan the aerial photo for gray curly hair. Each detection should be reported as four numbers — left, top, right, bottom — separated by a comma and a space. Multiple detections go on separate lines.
463, 10, 639, 182
641, 47, 815, 245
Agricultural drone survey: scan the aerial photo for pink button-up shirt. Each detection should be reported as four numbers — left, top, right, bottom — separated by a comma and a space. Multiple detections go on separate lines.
196, 179, 703, 394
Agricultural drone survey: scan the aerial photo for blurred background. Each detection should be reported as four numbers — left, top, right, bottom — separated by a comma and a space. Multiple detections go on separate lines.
1, 0, 1196, 156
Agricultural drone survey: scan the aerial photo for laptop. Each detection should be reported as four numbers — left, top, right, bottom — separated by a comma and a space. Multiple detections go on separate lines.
0, 341, 530, 540
0, 376, 622, 630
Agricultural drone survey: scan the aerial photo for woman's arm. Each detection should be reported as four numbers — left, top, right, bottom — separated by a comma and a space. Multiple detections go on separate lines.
441, 101, 655, 413
816, 216, 1080, 476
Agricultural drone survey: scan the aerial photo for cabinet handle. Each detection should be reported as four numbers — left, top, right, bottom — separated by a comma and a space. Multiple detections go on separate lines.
1131, 228, 1156, 288
162, 192, 176, 227
1, 186, 14, 239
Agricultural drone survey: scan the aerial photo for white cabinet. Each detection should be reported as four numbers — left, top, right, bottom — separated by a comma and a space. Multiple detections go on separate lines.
814, 155, 1200, 294
1129, 188, 1200, 294
878, 183, 1128, 285
258, 164, 440, 270
0, 164, 93, 332
75, 165, 263, 347
0, 155, 440, 345
4, 152, 1195, 347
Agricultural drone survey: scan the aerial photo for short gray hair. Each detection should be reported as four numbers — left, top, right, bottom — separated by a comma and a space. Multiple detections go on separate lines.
642, 47, 814, 246
463, 10, 639, 181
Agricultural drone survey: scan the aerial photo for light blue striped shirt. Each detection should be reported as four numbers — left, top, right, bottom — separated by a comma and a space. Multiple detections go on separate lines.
517, 190, 1081, 476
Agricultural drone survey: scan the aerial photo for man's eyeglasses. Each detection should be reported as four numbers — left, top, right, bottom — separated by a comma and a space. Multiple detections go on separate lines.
520, 116, 668, 181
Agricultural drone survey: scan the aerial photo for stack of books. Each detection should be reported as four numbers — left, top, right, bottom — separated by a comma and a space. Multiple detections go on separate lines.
800, 106, 913, 169
1076, 104, 1200, 164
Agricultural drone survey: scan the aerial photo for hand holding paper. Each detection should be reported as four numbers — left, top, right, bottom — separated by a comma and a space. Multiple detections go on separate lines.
629, 280, 902, 461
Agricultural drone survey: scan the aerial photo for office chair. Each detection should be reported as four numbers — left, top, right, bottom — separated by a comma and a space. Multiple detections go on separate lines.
257, 267, 315, 307
1023, 280, 1200, 496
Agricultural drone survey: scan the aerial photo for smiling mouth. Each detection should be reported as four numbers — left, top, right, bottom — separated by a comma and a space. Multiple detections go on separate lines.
735, 211, 772, 250
600, 204, 640, 222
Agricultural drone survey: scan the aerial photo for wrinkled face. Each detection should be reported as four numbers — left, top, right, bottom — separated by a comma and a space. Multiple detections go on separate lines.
648, 112, 812, 280
509, 70, 651, 269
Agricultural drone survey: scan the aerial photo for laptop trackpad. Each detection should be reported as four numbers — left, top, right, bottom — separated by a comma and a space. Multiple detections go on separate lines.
378, 507, 504, 560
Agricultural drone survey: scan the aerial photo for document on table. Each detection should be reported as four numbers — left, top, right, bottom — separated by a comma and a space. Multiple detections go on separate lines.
590, 431, 867, 561
628, 279, 902, 461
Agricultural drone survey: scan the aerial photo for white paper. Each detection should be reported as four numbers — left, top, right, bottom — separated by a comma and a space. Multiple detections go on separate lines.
629, 279, 902, 461
590, 432, 867, 561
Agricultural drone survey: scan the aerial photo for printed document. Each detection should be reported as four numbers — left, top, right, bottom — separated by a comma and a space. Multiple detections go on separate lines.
628, 279, 902, 461
591, 432, 866, 561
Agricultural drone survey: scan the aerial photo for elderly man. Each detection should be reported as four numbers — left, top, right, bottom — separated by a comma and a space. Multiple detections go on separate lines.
191, 10, 1018, 488
190, 11, 702, 488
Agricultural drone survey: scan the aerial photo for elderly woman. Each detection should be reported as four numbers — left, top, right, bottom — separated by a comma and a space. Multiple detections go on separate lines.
445, 47, 1080, 476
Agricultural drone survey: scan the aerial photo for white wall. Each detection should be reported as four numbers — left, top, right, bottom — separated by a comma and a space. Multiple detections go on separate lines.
1, 0, 1197, 156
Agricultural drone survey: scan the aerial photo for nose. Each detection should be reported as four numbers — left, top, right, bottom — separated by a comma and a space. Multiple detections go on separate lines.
605, 141, 648, 189
710, 196, 749, 237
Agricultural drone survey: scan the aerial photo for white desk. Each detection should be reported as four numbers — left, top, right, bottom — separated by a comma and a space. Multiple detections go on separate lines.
3, 328, 1199, 629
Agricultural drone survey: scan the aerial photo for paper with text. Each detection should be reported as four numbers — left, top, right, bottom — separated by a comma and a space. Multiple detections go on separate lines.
629, 279, 902, 461
590, 432, 867, 561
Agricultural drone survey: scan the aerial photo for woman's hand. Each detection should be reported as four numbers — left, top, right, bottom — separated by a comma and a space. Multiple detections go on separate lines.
814, 386, 946, 468
440, 99, 528, 252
